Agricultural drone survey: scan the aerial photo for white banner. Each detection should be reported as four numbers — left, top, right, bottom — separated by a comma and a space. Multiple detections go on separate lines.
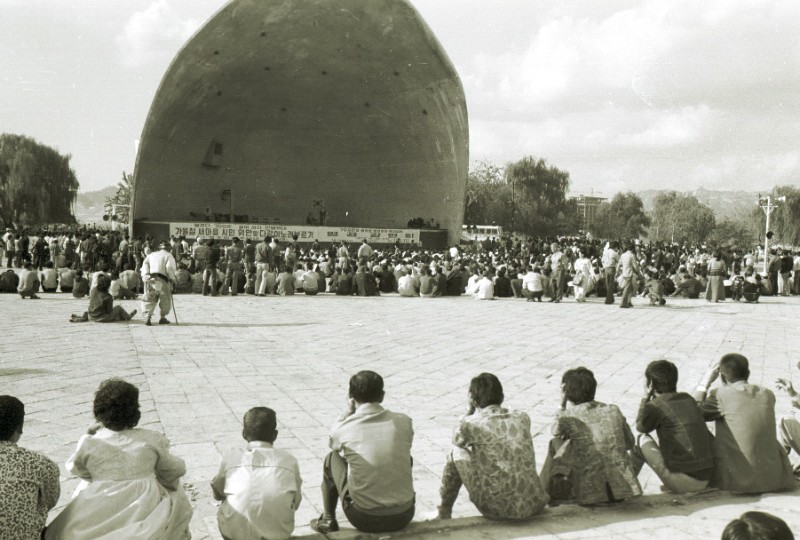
169, 222, 421, 244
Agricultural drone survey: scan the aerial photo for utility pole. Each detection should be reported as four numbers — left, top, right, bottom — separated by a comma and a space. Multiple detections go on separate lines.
759, 195, 785, 274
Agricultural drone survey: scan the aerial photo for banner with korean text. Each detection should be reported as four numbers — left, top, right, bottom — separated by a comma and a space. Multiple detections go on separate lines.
169, 222, 421, 244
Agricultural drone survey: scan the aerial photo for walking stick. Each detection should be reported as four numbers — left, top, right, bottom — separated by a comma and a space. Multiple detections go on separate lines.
171, 283, 179, 325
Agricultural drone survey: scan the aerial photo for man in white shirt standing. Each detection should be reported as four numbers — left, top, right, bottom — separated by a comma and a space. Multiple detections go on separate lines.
617, 243, 643, 309
311, 371, 415, 534
602, 241, 620, 305
140, 240, 177, 326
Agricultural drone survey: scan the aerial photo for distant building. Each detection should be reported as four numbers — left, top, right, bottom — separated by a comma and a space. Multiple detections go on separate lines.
571, 195, 607, 231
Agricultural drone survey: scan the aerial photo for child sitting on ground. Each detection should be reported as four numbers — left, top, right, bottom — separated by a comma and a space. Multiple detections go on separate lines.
211, 407, 302, 540
644, 270, 666, 306
72, 269, 89, 299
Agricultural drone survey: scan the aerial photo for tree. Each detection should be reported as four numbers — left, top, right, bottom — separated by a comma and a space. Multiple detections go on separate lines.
0, 133, 79, 227
649, 192, 715, 244
504, 156, 571, 235
105, 171, 134, 225
463, 161, 507, 228
757, 186, 800, 246
591, 192, 650, 240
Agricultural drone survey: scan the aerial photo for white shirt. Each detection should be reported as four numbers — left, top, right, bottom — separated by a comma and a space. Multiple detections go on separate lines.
476, 276, 495, 300
397, 274, 418, 297
212, 442, 302, 540
522, 271, 544, 292
140, 249, 177, 282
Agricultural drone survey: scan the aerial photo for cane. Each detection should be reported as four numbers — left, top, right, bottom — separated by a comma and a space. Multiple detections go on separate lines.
170, 283, 179, 325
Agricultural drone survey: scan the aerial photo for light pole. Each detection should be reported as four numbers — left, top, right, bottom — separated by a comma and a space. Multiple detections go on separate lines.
758, 194, 785, 274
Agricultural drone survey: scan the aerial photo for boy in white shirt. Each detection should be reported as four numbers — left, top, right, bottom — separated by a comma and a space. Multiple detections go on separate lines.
211, 408, 302, 540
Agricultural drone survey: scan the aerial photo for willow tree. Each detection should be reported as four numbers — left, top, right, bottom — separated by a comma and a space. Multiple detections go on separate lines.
0, 134, 79, 227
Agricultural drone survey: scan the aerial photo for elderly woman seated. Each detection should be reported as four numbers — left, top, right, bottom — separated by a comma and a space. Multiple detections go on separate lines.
45, 379, 192, 539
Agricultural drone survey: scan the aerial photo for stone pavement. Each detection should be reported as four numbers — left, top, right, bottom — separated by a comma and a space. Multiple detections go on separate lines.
2, 289, 799, 539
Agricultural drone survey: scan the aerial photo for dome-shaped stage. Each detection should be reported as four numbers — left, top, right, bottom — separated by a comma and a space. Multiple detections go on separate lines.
131, 0, 468, 247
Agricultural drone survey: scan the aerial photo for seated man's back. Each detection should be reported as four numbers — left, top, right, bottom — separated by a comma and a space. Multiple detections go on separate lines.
696, 353, 794, 493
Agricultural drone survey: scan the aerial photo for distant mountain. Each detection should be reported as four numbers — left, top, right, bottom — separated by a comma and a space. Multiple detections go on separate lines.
637, 188, 760, 220
75, 186, 117, 224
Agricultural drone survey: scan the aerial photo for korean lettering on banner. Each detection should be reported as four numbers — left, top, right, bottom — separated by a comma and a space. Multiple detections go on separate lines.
169, 223, 420, 244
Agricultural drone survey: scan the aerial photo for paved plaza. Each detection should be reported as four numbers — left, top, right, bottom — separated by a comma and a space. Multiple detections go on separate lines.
2, 290, 799, 539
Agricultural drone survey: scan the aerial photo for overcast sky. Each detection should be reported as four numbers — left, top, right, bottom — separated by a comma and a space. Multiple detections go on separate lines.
2, 0, 798, 197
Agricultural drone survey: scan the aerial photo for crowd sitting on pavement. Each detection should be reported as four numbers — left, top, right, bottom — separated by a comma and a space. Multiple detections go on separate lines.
2, 352, 799, 539
2, 227, 800, 309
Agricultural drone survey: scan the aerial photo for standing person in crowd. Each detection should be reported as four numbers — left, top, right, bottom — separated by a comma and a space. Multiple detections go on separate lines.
311, 371, 414, 534
617, 243, 643, 309
705, 250, 727, 302
223, 237, 244, 296
541, 367, 642, 505
141, 240, 177, 326
242, 238, 256, 294
437, 373, 548, 520
357, 239, 373, 265
572, 249, 595, 303
633, 360, 714, 493
694, 354, 794, 493
337, 240, 350, 271
211, 407, 302, 540
203, 239, 221, 296
255, 236, 272, 297
779, 248, 793, 297
0, 395, 61, 540
602, 241, 620, 304
5, 233, 15, 268
549, 242, 567, 303
45, 379, 192, 539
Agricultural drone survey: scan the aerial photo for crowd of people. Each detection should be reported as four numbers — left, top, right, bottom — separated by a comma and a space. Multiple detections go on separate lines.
2, 353, 798, 539
2, 227, 800, 311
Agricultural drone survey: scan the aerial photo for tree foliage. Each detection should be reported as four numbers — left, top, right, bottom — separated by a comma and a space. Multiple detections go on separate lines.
0, 133, 79, 227
648, 191, 716, 244
750, 185, 800, 246
105, 171, 134, 224
463, 157, 574, 236
591, 192, 650, 240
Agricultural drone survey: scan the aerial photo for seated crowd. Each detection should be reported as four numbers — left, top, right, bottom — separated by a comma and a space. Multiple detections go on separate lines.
2, 231, 799, 311
3, 353, 799, 540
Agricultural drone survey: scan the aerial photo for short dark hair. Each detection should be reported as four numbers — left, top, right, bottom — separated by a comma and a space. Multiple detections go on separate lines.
469, 373, 504, 408
720, 353, 750, 383
645, 360, 678, 393
722, 511, 794, 540
0, 396, 24, 441
242, 407, 277, 443
562, 367, 597, 405
93, 379, 141, 431
96, 273, 110, 292
349, 371, 384, 403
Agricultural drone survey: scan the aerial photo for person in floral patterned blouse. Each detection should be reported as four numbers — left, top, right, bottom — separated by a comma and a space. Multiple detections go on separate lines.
437, 373, 548, 520
540, 367, 642, 505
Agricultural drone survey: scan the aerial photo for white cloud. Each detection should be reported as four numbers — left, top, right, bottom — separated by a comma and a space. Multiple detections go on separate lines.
116, 0, 203, 68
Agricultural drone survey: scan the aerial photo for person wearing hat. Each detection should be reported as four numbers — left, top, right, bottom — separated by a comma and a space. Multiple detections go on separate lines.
140, 240, 177, 325
0, 395, 61, 539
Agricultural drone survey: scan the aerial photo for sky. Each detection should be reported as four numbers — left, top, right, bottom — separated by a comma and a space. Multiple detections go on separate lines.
1, 0, 799, 198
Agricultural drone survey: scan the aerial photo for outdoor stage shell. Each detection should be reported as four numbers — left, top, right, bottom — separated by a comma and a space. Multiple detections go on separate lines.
131, 0, 468, 247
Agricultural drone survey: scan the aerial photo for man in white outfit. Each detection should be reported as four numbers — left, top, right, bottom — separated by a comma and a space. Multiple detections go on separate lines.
140, 240, 177, 326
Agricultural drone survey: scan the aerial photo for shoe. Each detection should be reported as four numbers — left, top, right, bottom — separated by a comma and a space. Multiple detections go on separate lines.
145, 317, 152, 326
30, 294, 40, 299
620, 305, 631, 309
310, 515, 339, 533
158, 317, 170, 324
127, 309, 138, 320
